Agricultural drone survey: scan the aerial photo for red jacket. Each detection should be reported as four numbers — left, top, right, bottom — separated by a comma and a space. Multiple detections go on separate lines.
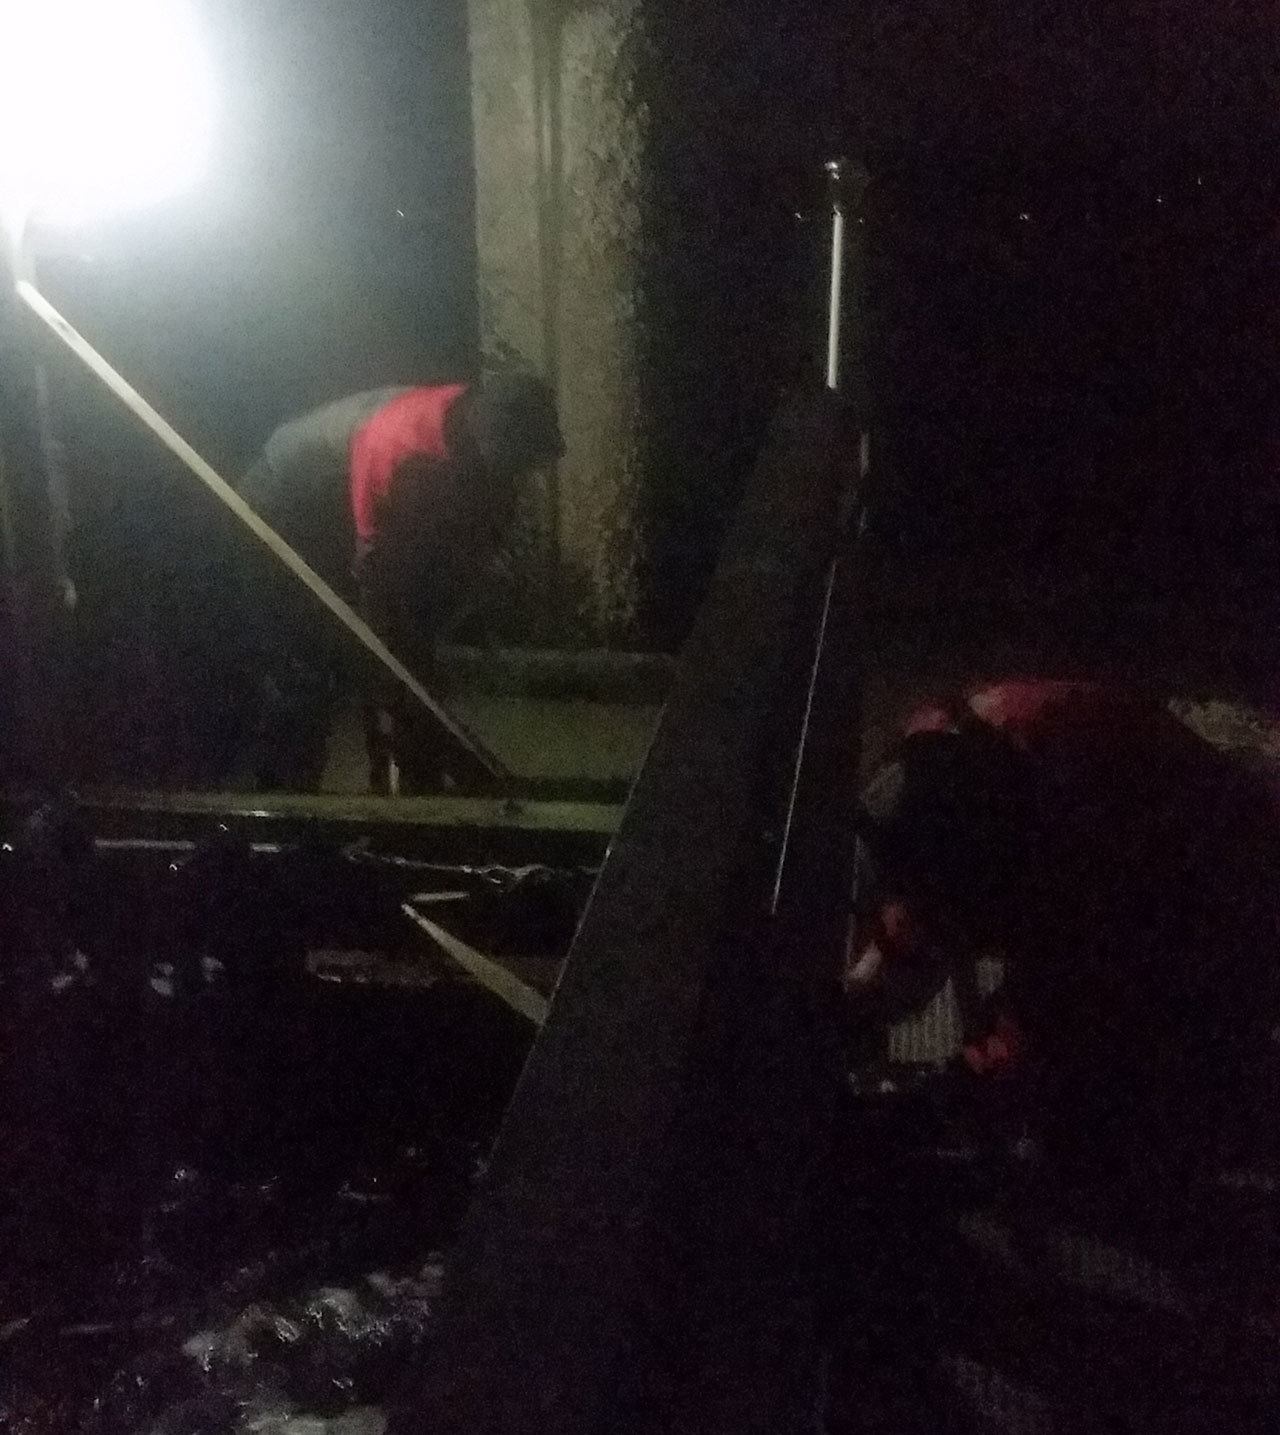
861, 680, 1280, 1106
906, 679, 1193, 755
349, 384, 467, 552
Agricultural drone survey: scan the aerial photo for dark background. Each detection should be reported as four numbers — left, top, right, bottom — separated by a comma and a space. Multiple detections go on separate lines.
20, 0, 1280, 782
640, 0, 1280, 675
848, 0, 1280, 692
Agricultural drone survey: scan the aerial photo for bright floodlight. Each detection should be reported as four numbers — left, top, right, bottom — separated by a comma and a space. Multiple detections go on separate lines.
0, 0, 214, 226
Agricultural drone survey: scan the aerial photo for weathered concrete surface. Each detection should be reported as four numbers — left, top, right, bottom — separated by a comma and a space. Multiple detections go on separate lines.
468, 2, 834, 649
468, 0, 647, 642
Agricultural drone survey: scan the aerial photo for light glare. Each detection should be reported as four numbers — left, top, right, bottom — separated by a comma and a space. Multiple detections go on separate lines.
0, 0, 214, 225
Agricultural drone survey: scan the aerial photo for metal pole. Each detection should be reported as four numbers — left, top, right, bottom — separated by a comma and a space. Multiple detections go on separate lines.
771, 159, 871, 908
0, 206, 67, 793
825, 158, 846, 391
11, 214, 75, 612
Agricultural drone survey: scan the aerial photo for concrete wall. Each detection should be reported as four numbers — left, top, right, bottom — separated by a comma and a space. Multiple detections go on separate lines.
468, 1, 835, 649
468, 0, 647, 645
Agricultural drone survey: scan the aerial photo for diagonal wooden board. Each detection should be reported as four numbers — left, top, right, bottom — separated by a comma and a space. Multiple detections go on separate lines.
392, 389, 863, 1435
402, 902, 550, 1026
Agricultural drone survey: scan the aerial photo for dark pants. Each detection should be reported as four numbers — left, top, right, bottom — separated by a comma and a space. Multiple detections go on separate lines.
228, 480, 464, 792
251, 651, 339, 791
239, 586, 452, 795
362, 677, 454, 796
244, 641, 460, 796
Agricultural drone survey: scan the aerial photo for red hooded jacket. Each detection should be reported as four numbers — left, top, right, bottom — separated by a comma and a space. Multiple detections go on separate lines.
348, 384, 467, 553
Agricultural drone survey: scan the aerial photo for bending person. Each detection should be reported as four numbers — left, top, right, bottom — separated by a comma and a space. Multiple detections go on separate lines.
235, 374, 563, 792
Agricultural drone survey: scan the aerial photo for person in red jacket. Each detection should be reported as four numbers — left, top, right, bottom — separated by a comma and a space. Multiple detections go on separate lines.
235, 374, 563, 792
845, 679, 1280, 1193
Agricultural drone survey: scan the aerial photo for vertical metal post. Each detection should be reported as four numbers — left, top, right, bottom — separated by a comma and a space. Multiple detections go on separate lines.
824, 158, 846, 391
0, 207, 67, 793
769, 159, 871, 910
822, 159, 871, 481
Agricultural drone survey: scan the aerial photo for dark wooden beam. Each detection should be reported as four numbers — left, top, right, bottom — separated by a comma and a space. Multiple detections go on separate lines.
393, 388, 863, 1435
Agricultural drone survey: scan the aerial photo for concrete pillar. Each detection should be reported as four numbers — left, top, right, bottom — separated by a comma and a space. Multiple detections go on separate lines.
467, 0, 647, 644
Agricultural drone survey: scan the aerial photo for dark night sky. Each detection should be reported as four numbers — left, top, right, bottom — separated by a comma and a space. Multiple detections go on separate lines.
825, 1, 1280, 680
609, 0, 1280, 666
